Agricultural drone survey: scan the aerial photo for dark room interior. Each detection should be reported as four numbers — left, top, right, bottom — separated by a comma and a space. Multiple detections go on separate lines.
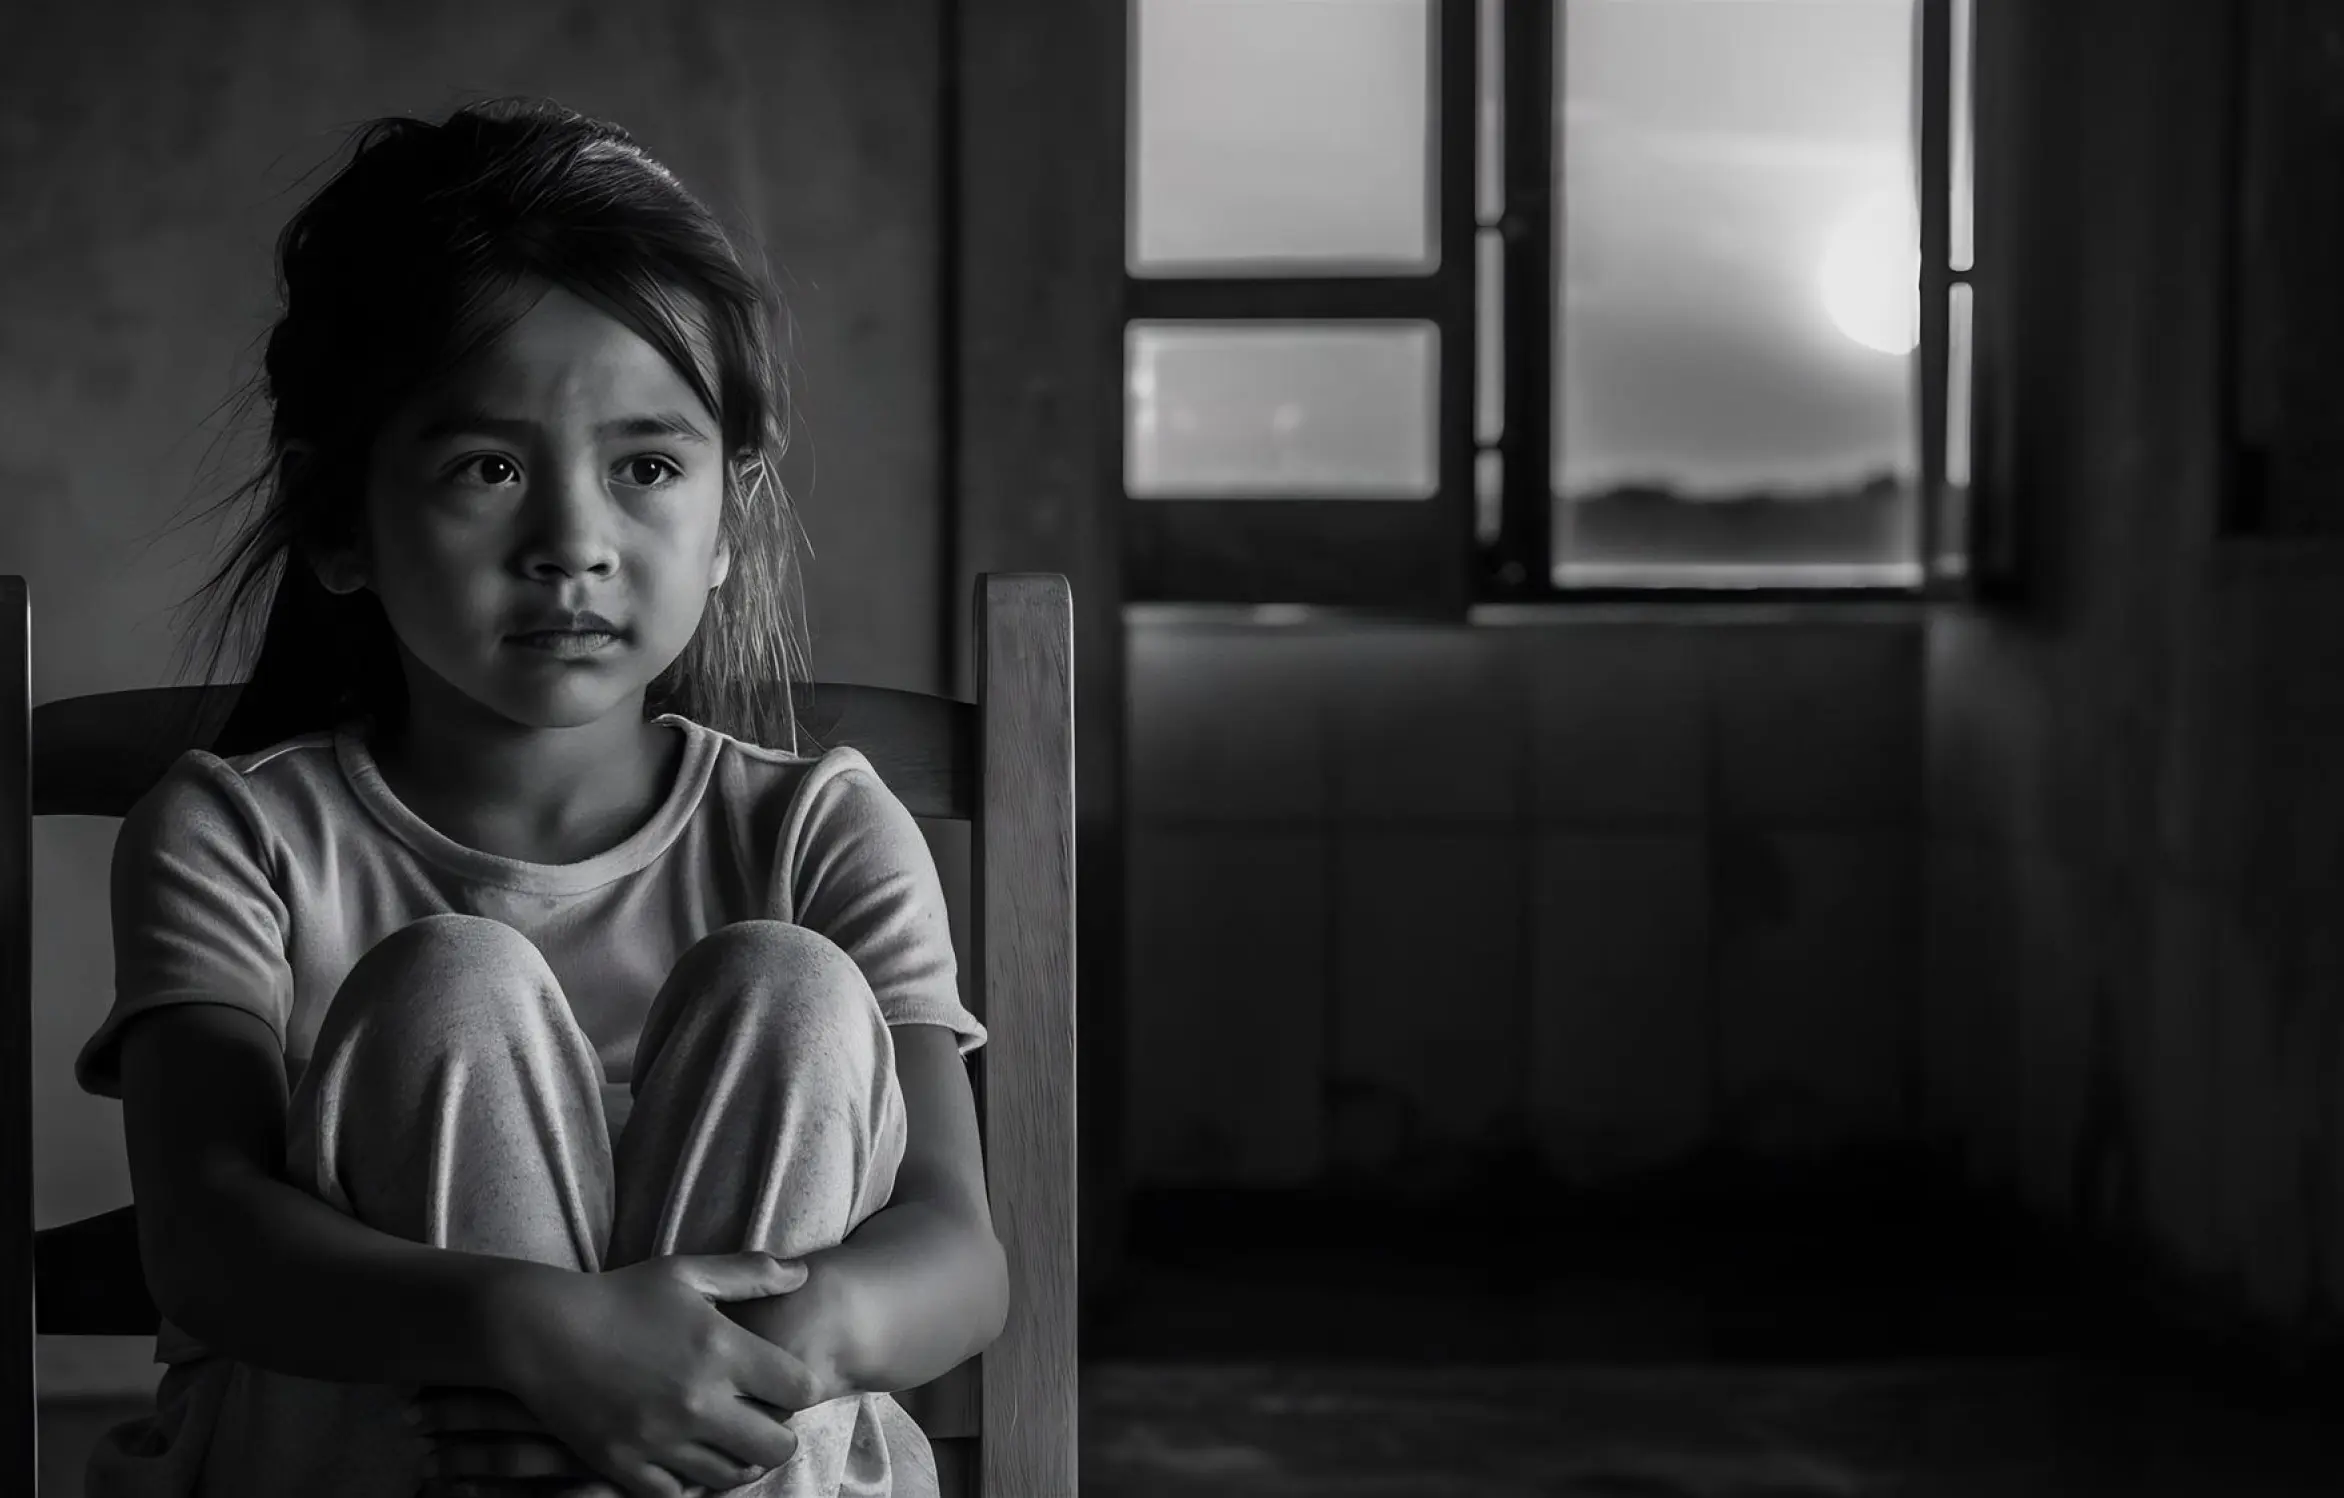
8, 0, 2344, 1494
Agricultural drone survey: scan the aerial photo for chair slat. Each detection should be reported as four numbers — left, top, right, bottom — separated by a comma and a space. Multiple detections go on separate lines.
790, 682, 978, 821
33, 1206, 153, 1337
31, 682, 978, 821
31, 685, 240, 818
1, 580, 35, 1495
974, 574, 1079, 1498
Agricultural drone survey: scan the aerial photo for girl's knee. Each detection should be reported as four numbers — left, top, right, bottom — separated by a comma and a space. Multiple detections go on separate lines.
681, 920, 865, 990
338, 913, 559, 1032
669, 921, 882, 1049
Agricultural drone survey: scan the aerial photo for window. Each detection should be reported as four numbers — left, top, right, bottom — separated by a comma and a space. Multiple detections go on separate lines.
1122, 0, 1988, 607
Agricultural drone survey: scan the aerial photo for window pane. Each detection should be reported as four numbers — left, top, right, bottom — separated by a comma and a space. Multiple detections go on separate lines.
1477, 228, 1504, 445
1478, 0, 1505, 226
1476, 448, 1504, 545
1129, 0, 1436, 275
1951, 0, 1975, 273
1126, 322, 1439, 498
1554, 0, 1923, 587
1947, 283, 1974, 492
1937, 280, 1975, 575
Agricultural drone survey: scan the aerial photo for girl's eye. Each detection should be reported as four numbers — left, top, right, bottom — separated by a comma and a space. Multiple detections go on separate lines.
447, 454, 683, 488
619, 454, 684, 488
454, 454, 522, 488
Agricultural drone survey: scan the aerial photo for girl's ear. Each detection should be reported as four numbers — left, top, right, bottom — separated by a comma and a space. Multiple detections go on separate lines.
303, 541, 369, 597
284, 443, 371, 596
709, 534, 732, 594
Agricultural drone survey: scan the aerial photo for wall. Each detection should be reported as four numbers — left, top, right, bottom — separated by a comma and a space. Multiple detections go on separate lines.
1924, 0, 2344, 1338
947, 0, 1131, 1303
1126, 612, 1924, 1195
4, 0, 946, 1393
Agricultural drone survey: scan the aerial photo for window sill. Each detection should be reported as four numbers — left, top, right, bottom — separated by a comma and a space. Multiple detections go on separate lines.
1125, 593, 1938, 630
1471, 595, 1934, 626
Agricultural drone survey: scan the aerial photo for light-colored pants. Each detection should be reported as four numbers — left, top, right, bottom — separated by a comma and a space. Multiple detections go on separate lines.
89, 913, 932, 1498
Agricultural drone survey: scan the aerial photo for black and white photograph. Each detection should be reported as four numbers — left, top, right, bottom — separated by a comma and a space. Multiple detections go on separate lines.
4, 2, 2341, 1494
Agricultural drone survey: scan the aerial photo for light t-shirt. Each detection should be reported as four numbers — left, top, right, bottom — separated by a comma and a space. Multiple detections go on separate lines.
77, 712, 981, 1498
81, 710, 986, 1112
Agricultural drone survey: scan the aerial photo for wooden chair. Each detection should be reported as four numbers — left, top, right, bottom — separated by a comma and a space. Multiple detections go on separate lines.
0, 571, 1077, 1497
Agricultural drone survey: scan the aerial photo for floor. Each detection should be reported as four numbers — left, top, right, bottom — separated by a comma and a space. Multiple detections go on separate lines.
41, 1358, 2344, 1498
1081, 1360, 2343, 1497
1073, 1175, 2344, 1495
36, 1173, 2344, 1496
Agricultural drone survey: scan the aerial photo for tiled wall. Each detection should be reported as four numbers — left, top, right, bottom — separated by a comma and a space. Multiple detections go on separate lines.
1125, 613, 1924, 1194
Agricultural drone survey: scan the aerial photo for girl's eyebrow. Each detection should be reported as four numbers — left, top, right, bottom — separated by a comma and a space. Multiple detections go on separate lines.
414, 406, 714, 445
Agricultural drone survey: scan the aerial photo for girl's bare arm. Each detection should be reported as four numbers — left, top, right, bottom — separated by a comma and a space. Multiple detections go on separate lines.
117, 1003, 555, 1390
724, 1022, 1009, 1398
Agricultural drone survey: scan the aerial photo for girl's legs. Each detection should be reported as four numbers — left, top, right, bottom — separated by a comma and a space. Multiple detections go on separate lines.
610, 920, 919, 1498
612, 917, 906, 1272
173, 914, 613, 1498
249, 914, 913, 1498
292, 912, 616, 1271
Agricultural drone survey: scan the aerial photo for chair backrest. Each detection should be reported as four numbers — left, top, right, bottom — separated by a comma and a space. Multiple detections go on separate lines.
0, 572, 1077, 1498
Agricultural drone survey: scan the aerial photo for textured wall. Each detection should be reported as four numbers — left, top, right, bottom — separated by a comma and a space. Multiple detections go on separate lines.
1923, 0, 2344, 1337
1126, 612, 1925, 1194
5, 0, 944, 1393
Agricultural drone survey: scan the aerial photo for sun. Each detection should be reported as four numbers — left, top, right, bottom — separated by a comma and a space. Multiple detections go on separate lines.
1820, 189, 1920, 356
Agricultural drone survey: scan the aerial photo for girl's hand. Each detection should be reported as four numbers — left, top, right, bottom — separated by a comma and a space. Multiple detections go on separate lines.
420, 1257, 869, 1491
713, 1255, 868, 1412
484, 1251, 822, 1498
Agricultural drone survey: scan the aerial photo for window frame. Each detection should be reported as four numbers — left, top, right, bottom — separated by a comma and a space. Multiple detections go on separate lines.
1124, 0, 1477, 611
1120, 0, 2005, 611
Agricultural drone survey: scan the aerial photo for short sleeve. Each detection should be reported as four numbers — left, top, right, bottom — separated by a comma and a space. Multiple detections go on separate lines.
76, 752, 296, 1100
775, 750, 986, 1055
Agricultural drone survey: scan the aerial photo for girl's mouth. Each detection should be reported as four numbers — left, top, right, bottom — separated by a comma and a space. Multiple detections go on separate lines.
510, 630, 623, 658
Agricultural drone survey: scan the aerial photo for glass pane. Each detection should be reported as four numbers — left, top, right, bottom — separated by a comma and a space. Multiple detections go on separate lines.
1947, 283, 1973, 491
1553, 0, 1923, 587
1476, 448, 1504, 545
1477, 228, 1505, 445
1129, 0, 1436, 275
1126, 322, 1439, 498
1937, 280, 1975, 574
1479, 0, 1505, 225
1951, 0, 1975, 273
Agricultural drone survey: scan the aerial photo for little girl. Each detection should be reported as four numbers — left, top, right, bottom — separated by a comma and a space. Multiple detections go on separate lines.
74, 99, 1005, 1498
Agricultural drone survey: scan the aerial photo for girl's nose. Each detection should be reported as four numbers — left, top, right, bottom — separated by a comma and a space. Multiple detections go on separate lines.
518, 468, 621, 579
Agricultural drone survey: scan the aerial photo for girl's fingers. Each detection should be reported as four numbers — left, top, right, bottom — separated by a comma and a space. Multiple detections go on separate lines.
700, 1400, 799, 1474
713, 1321, 821, 1415
618, 1459, 695, 1498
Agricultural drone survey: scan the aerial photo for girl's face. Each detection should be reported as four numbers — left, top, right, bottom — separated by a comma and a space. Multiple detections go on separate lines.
337, 282, 733, 734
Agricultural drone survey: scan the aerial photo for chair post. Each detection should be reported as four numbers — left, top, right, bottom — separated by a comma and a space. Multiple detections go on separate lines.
972, 573, 1077, 1497
1, 578, 37, 1493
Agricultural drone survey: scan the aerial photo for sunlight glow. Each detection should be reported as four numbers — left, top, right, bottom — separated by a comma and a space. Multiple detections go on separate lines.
1819, 190, 1920, 356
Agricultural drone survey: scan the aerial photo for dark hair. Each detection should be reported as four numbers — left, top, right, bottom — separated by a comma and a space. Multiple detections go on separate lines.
167, 97, 812, 757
